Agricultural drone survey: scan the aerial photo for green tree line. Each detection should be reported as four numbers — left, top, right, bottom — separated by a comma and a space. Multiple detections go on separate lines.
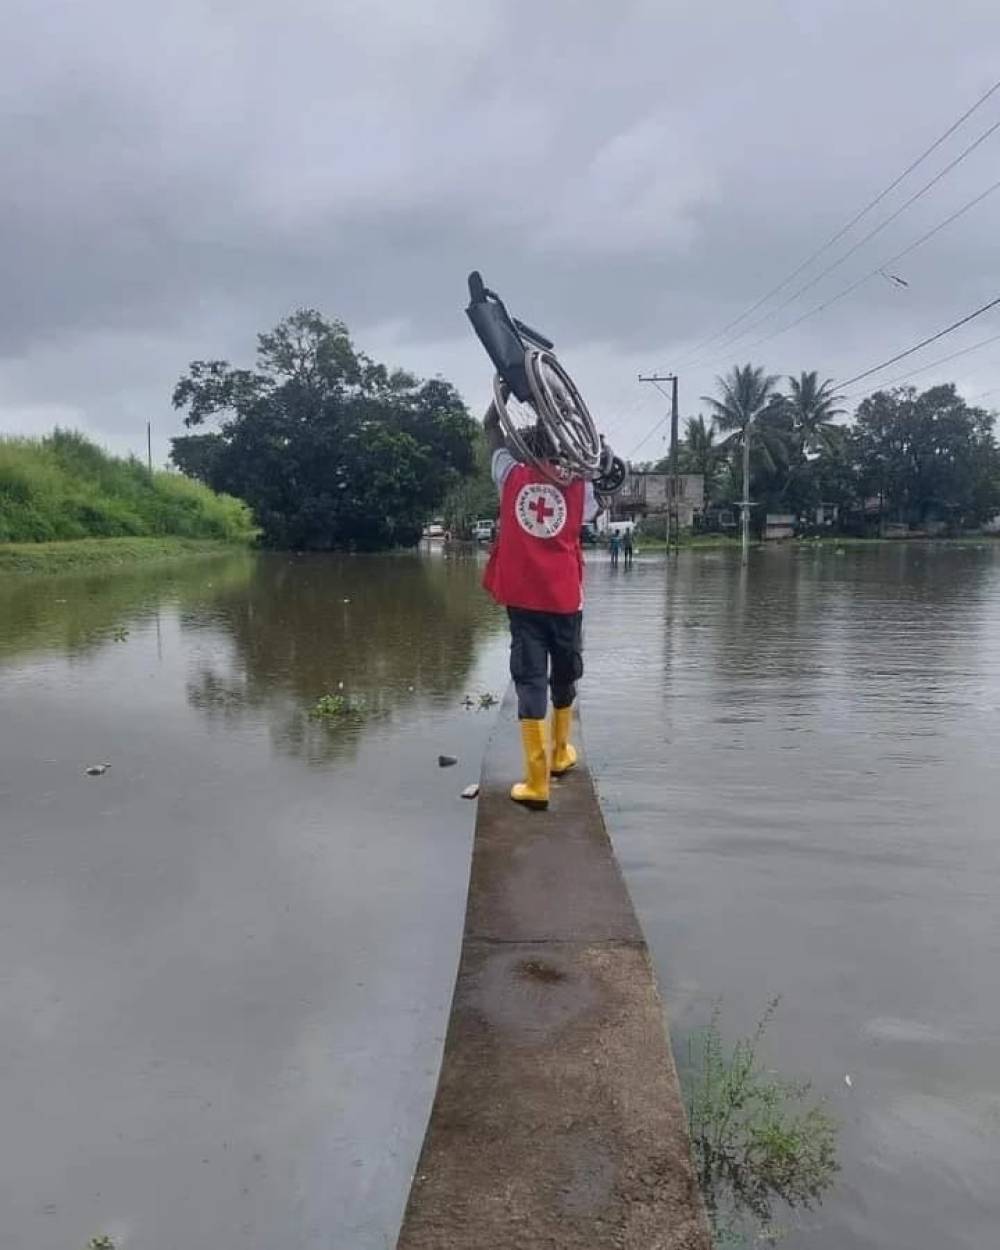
651, 365, 1000, 533
171, 311, 477, 550
0, 429, 254, 543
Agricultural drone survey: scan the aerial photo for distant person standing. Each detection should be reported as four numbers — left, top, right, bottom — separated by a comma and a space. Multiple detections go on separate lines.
623, 527, 634, 569
609, 531, 621, 567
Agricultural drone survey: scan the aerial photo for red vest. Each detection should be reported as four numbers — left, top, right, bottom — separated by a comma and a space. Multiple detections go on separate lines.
483, 463, 586, 614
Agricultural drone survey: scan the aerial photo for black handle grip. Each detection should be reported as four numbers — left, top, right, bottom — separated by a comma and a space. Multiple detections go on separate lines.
468, 271, 486, 303
511, 317, 554, 351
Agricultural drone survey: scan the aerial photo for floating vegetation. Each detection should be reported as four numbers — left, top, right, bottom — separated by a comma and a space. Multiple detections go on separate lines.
87, 1238, 117, 1250
683, 999, 839, 1247
309, 693, 365, 721
112, 626, 129, 642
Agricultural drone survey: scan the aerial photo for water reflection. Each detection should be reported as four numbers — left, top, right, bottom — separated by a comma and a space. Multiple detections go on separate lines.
184, 551, 504, 763
0, 551, 254, 665
582, 544, 1000, 1250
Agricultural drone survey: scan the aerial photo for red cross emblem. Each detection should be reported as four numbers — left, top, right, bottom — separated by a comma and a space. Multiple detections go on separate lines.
529, 495, 554, 525
515, 483, 567, 538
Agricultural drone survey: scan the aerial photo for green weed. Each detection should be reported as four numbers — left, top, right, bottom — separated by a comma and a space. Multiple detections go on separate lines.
309, 693, 365, 720
683, 1000, 839, 1246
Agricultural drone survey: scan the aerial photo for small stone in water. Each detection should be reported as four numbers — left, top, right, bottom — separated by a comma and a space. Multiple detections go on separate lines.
438, 754, 458, 767
461, 784, 479, 799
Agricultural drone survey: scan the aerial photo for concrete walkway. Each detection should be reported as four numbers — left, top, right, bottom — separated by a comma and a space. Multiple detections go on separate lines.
396, 698, 711, 1249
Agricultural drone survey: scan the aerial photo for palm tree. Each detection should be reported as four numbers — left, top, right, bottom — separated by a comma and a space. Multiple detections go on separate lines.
702, 364, 781, 553
785, 371, 845, 456
702, 363, 782, 456
680, 415, 725, 509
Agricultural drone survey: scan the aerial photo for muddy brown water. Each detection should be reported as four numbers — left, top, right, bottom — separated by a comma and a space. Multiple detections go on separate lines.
2, 544, 999, 1249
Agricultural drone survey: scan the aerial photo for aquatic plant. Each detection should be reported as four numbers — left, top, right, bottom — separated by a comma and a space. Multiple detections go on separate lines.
309, 693, 365, 720
683, 999, 839, 1246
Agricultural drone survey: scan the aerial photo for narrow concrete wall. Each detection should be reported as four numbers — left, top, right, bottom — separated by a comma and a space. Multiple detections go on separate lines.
396, 696, 711, 1249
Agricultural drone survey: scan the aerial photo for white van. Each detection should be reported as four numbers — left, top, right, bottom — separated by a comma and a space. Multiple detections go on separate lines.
473, 519, 495, 542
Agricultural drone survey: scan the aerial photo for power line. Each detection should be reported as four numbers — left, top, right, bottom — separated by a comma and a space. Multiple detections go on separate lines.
735, 172, 1000, 357
841, 329, 1000, 401
676, 76, 1000, 366
629, 414, 669, 460
692, 113, 1000, 367
837, 294, 1000, 390
602, 387, 655, 448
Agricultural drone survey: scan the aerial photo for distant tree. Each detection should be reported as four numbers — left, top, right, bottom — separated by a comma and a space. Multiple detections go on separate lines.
764, 373, 848, 513
784, 372, 846, 456
703, 364, 786, 474
170, 311, 477, 550
851, 384, 1000, 528
440, 429, 498, 536
665, 415, 726, 508
702, 365, 789, 527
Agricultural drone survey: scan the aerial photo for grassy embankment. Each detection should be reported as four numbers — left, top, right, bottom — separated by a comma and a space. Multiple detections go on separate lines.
0, 430, 254, 572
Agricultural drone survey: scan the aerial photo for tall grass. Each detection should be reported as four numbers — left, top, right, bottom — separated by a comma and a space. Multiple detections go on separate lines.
0, 429, 254, 543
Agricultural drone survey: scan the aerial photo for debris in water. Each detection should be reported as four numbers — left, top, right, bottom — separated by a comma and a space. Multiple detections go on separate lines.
112, 626, 129, 642
438, 754, 458, 767
463, 692, 499, 710
85, 763, 111, 776
844, 1074, 853, 1087
461, 784, 479, 799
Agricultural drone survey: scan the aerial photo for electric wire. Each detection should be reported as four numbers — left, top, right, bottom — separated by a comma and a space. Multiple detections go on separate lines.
676, 76, 1000, 366
690, 114, 1000, 369
841, 329, 1000, 402
837, 294, 1000, 390
734, 173, 1000, 358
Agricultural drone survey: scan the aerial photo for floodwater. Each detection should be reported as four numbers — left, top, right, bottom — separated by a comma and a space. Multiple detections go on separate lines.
581, 544, 1000, 1250
2, 544, 999, 1249
0, 550, 509, 1250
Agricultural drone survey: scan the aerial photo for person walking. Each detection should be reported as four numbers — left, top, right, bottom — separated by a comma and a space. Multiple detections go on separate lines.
482, 403, 603, 810
622, 526, 634, 569
609, 530, 621, 567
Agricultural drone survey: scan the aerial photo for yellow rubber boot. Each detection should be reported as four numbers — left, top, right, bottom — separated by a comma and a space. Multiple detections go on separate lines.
511, 719, 550, 810
550, 705, 578, 776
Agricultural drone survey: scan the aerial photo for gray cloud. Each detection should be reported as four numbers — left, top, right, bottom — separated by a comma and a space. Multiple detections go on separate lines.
3, 0, 1000, 465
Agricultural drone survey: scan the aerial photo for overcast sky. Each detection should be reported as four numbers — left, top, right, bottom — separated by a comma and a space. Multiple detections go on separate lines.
3, 0, 999, 465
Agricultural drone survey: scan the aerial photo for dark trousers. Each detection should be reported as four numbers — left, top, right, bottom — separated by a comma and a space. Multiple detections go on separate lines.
507, 608, 584, 720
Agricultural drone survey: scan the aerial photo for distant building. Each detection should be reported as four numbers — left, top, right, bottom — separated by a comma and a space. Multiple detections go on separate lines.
610, 471, 704, 529
764, 513, 796, 541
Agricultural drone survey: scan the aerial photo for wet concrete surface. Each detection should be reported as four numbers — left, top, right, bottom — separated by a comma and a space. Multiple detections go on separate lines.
397, 696, 710, 1249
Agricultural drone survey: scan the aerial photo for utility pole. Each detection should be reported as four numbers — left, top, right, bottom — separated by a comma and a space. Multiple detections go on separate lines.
740, 421, 751, 565
638, 373, 679, 554
146, 421, 153, 476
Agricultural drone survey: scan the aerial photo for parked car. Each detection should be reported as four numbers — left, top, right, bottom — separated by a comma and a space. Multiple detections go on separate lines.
423, 522, 445, 539
472, 519, 495, 543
